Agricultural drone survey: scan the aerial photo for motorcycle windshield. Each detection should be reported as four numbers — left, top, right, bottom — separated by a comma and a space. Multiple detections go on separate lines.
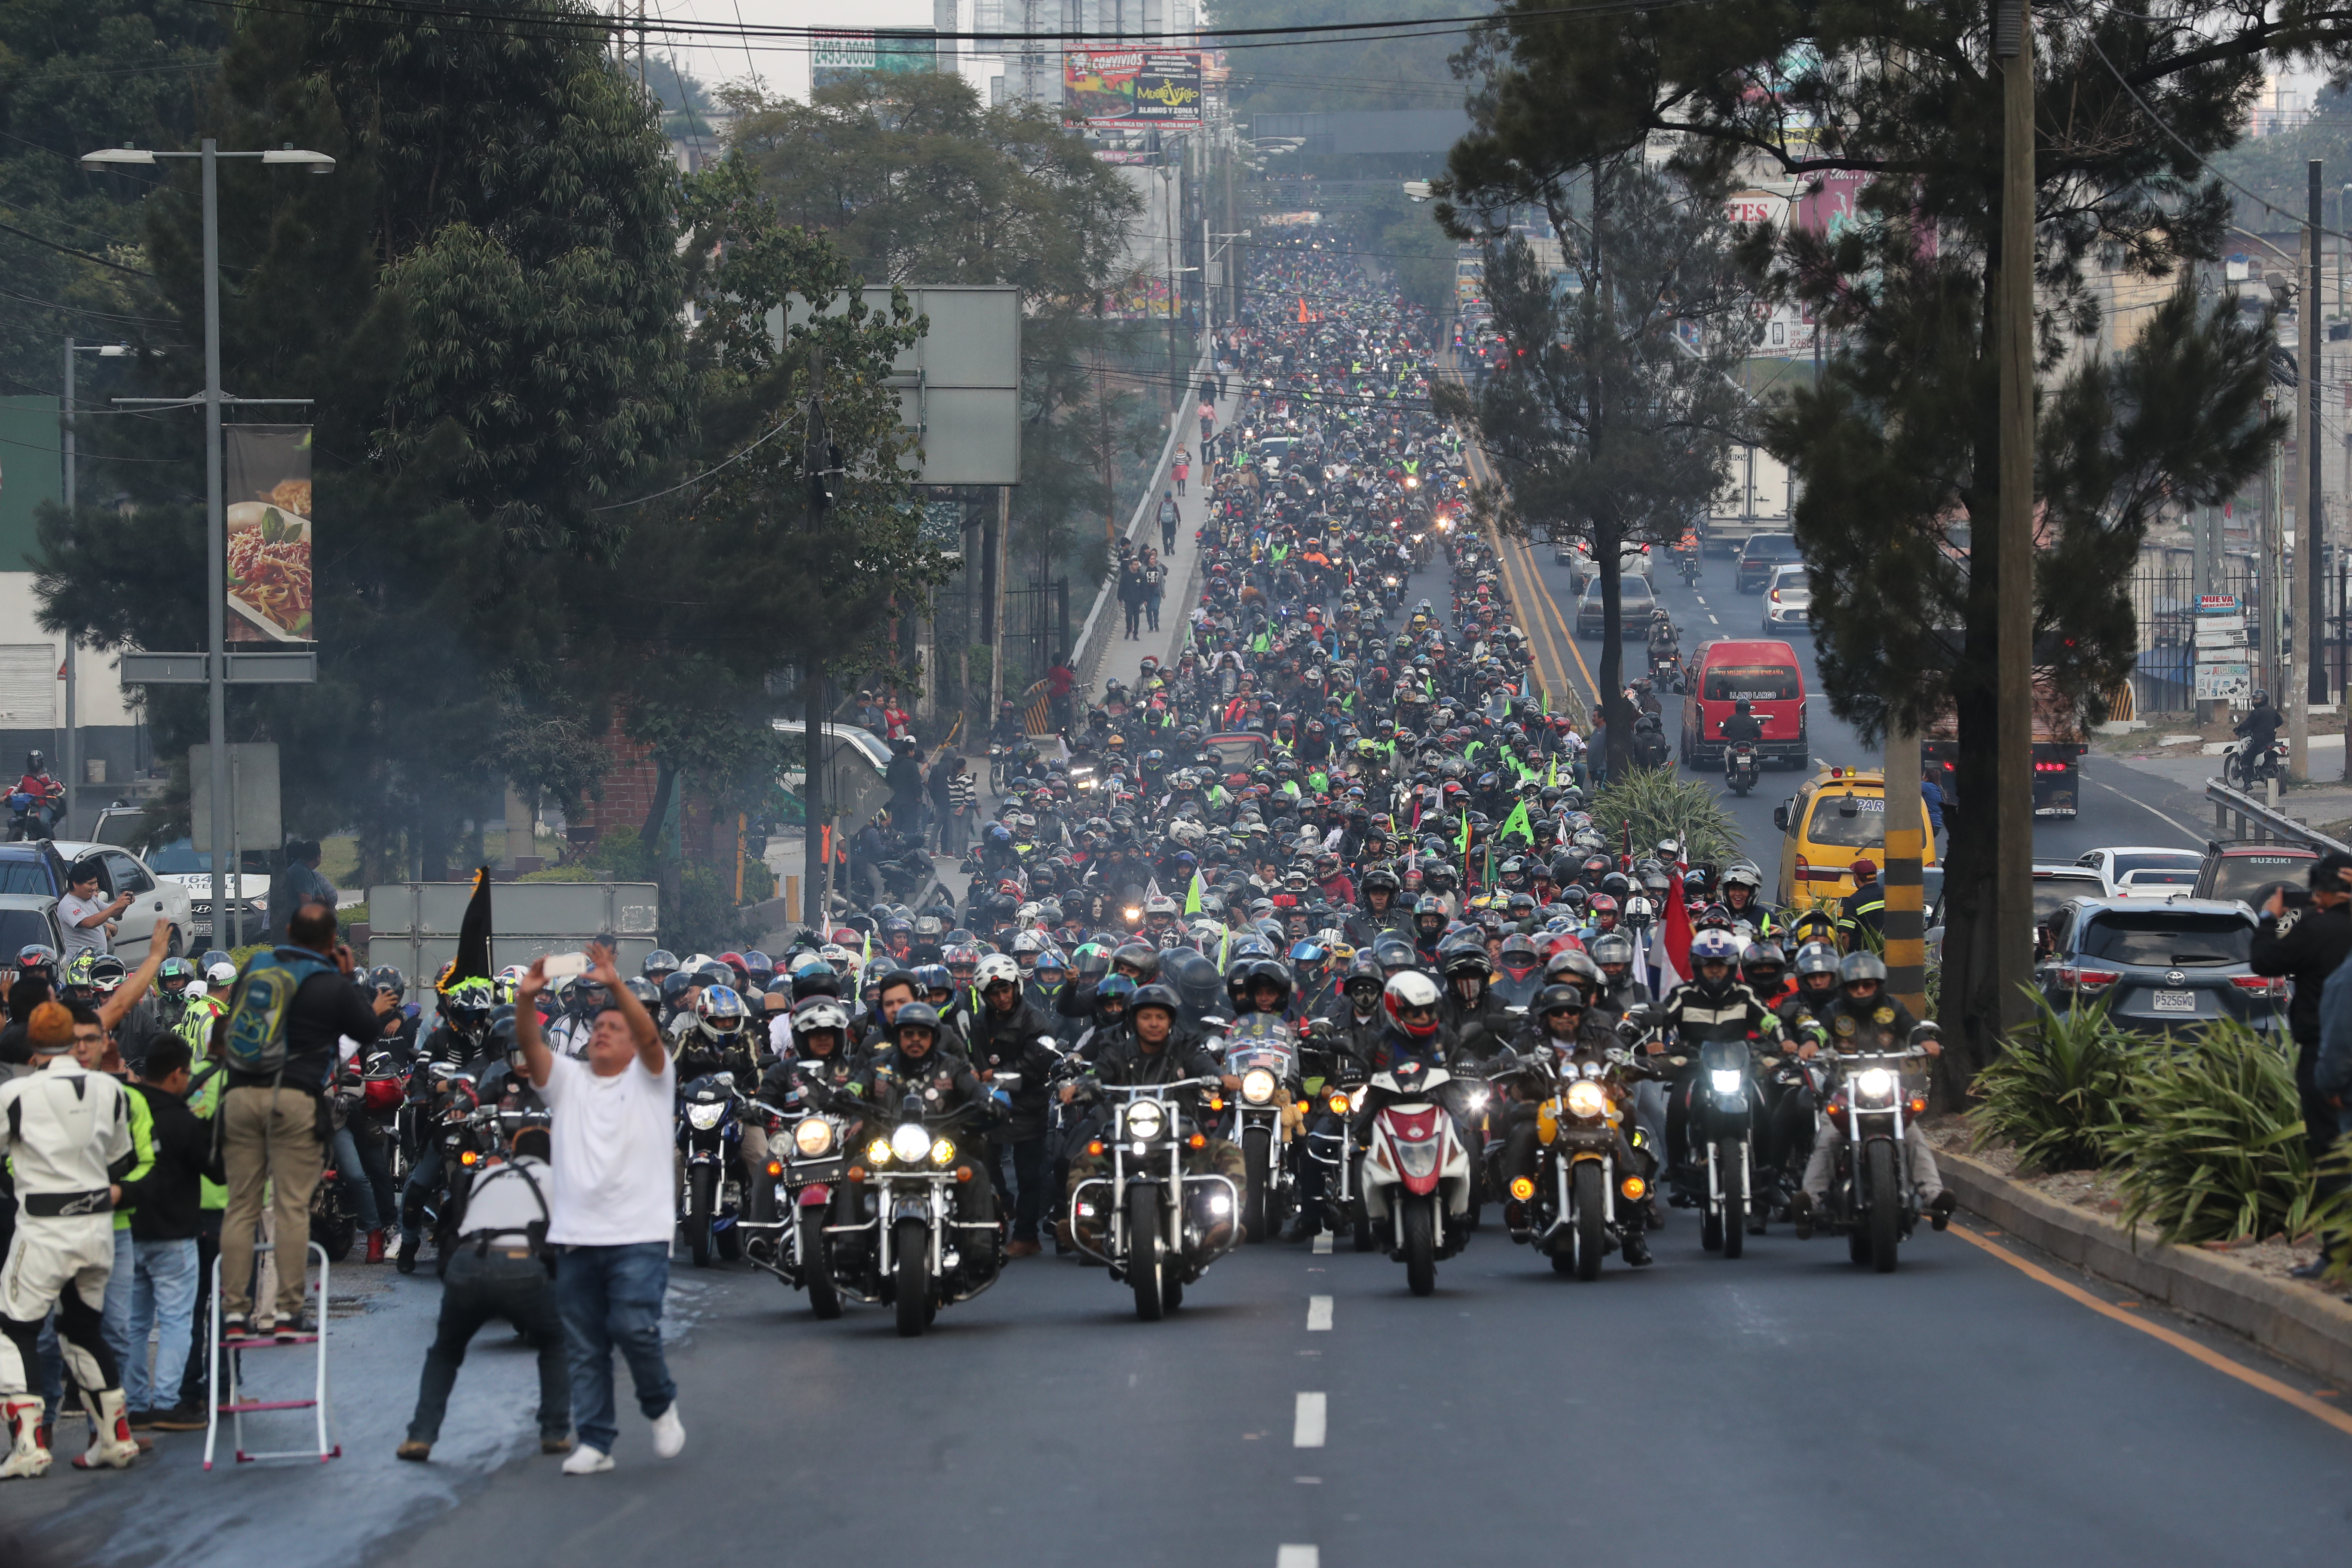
1697, 1041, 1748, 1076
1223, 1017, 1299, 1075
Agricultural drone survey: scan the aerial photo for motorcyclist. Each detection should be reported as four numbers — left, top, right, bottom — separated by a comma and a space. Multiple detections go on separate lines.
1645, 610, 1678, 669
1351, 970, 1473, 1142
1651, 928, 1787, 1182
755, 996, 862, 1115
1436, 938, 1513, 1060
1489, 983, 1654, 1265
1792, 952, 1955, 1233
1719, 698, 1764, 778
844, 1001, 1000, 1238
1060, 984, 1244, 1247
964, 955, 1062, 1258
2234, 690, 2282, 771
1587, 931, 1649, 1019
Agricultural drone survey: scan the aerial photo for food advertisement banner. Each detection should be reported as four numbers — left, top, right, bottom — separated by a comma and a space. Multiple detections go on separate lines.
224, 425, 314, 644
1063, 50, 1204, 126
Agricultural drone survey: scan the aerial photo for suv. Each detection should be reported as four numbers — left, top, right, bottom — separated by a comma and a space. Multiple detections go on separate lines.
2036, 895, 2285, 1035
1735, 532, 1801, 593
2193, 840, 2318, 908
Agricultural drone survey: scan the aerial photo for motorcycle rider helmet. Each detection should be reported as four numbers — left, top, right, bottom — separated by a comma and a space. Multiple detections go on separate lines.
1740, 942, 1787, 993
197, 948, 232, 974
1793, 941, 1842, 991
1546, 947, 1605, 994
1382, 969, 1443, 1038
1439, 937, 1492, 980
1093, 974, 1139, 1018
791, 996, 852, 1053
1532, 983, 1587, 1032
2253, 689, 2269, 706
974, 953, 1022, 998
1129, 983, 1182, 1025
1588, 931, 1636, 974
157, 956, 197, 996
60, 951, 98, 998
693, 985, 747, 1042
367, 964, 407, 1001
1111, 942, 1161, 983
891, 1001, 942, 1053
1687, 929, 1742, 995
1371, 935, 1418, 976
912, 963, 954, 1002
1733, 697, 1752, 716
1838, 951, 1889, 995
640, 949, 680, 982
1341, 953, 1385, 1004
659, 971, 701, 1015
1721, 863, 1763, 895
441, 976, 496, 1029
85, 954, 127, 996
624, 976, 662, 1009
1412, 896, 1448, 941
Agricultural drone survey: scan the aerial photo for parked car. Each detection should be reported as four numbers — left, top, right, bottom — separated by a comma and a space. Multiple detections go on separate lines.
2036, 895, 2285, 1035
1761, 564, 1812, 631
0, 839, 188, 960
2192, 840, 2318, 909
2114, 866, 2202, 898
1558, 539, 1652, 591
1734, 532, 1802, 593
90, 812, 267, 947
2075, 845, 2205, 898
1574, 573, 1656, 639
0, 892, 67, 963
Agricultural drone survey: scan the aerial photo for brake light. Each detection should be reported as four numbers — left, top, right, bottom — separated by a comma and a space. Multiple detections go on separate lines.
2054, 965, 2121, 993
1794, 854, 1809, 884
2230, 974, 2289, 998
2034, 761, 2069, 772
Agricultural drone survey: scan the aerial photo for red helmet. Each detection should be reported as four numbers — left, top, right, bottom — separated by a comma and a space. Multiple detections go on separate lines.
1383, 970, 1442, 1038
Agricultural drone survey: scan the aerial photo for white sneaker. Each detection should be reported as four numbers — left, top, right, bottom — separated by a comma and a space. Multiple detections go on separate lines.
560, 1444, 613, 1475
650, 1405, 685, 1460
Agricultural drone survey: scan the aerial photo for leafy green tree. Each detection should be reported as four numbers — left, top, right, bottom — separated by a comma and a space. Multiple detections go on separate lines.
1448, 0, 2286, 1078
1434, 153, 1747, 779
34, 0, 691, 880
0, 0, 226, 395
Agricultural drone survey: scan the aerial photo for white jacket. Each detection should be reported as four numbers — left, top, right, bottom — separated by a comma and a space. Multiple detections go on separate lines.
0, 1057, 134, 1214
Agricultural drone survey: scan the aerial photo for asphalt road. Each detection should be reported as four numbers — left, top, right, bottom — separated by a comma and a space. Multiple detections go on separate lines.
9, 543, 2345, 1568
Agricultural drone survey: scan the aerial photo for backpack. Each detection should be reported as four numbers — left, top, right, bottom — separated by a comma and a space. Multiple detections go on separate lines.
222, 945, 339, 1077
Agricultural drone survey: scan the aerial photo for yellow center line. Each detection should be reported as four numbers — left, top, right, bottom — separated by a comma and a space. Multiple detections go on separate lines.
1447, 407, 1599, 715
1948, 1221, 2352, 1441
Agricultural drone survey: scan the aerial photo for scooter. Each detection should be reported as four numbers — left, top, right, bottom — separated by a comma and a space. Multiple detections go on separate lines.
1360, 1060, 1473, 1296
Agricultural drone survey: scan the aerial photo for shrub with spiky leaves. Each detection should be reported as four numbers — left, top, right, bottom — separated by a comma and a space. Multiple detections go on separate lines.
1587, 767, 1743, 869
1967, 991, 2133, 1173
2104, 1022, 2318, 1247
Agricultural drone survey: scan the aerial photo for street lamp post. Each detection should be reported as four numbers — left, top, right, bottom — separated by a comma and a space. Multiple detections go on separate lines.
81, 139, 331, 944
61, 340, 133, 837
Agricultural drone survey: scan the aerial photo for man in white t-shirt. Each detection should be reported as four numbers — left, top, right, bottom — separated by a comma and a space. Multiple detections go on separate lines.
516, 943, 683, 1475
57, 861, 133, 960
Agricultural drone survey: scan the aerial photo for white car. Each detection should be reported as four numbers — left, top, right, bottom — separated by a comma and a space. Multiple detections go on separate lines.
2075, 846, 2204, 899
49, 839, 195, 962
1761, 564, 1812, 631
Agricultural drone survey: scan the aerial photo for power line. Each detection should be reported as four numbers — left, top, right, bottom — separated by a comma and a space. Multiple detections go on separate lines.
0, 217, 153, 276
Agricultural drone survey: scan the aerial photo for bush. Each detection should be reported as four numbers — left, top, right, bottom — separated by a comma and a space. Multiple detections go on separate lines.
2105, 1022, 2320, 1246
1586, 767, 1744, 867
1968, 992, 2134, 1172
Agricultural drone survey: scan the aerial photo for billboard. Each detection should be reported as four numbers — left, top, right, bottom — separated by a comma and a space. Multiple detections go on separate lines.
812, 28, 937, 89
223, 424, 314, 644
1064, 50, 1204, 127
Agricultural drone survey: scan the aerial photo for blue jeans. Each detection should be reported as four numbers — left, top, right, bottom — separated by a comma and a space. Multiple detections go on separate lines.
554, 1243, 675, 1456
126, 1238, 198, 1411
333, 1126, 392, 1233
399, 1142, 444, 1249
101, 1228, 135, 1381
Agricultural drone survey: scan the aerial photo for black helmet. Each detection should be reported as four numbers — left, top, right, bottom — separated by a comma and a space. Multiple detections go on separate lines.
641, 948, 680, 980
1439, 938, 1492, 979
1129, 983, 1182, 1020
1793, 940, 1841, 981
1372, 935, 1417, 974
1111, 942, 1162, 982
1733, 697, 1752, 715
1838, 952, 1888, 987
1341, 953, 1385, 998
1588, 931, 1635, 969
1532, 983, 1586, 1022
367, 964, 407, 1000
892, 1001, 942, 1046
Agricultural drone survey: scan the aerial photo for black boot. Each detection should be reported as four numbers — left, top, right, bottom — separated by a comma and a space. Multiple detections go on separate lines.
1790, 1191, 1814, 1240
1621, 1228, 1652, 1267
1929, 1190, 1957, 1231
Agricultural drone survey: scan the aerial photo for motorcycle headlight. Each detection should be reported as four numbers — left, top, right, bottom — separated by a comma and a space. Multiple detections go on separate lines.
686, 1102, 726, 1130
930, 1136, 957, 1167
1242, 1068, 1277, 1104
891, 1124, 933, 1164
794, 1118, 835, 1158
1852, 1067, 1896, 1108
1125, 1100, 1167, 1141
1123, 907, 1142, 923
1565, 1080, 1608, 1119
1709, 1068, 1744, 1096
865, 1137, 894, 1166
1327, 1092, 1351, 1115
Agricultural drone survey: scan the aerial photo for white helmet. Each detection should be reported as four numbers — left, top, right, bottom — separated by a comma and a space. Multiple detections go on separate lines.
205, 959, 237, 986
1010, 929, 1047, 956
1144, 894, 1178, 917
974, 954, 1022, 992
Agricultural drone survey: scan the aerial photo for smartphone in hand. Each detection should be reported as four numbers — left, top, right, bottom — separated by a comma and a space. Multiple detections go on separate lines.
541, 951, 592, 983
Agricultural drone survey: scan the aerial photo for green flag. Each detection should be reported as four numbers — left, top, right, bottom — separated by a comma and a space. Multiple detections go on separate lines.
1457, 809, 1472, 856
1498, 798, 1534, 843
1185, 871, 1204, 916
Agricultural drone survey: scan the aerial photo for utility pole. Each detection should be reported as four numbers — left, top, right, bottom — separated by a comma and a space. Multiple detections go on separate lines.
1883, 718, 1928, 1020
2309, 159, 2327, 715
61, 342, 79, 834
802, 343, 827, 932
1993, 0, 2036, 1045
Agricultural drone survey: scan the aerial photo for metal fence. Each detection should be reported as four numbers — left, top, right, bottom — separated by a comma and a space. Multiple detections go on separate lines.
2126, 547, 2266, 712
1001, 577, 1070, 696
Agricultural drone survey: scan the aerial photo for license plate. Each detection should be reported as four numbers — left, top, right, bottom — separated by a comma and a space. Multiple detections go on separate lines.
792, 1158, 845, 1184
2151, 990, 2198, 1014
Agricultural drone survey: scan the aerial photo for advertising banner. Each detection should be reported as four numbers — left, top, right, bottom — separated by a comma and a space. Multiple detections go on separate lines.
223, 425, 314, 644
812, 28, 936, 89
1063, 50, 1204, 126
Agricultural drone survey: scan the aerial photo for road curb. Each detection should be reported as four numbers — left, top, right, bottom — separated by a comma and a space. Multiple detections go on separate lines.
1939, 1146, 2352, 1386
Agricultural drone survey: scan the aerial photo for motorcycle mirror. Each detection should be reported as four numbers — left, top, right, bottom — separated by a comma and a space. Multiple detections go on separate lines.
901, 1092, 925, 1121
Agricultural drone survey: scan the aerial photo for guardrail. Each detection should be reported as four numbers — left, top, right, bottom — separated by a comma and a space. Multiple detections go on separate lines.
2204, 776, 2352, 855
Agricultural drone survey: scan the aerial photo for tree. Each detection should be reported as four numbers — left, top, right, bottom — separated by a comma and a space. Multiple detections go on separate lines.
34, 0, 692, 879
1206, 0, 1464, 115
718, 72, 1149, 599
1433, 152, 1748, 780
1448, 0, 2285, 1080
1360, 184, 1458, 315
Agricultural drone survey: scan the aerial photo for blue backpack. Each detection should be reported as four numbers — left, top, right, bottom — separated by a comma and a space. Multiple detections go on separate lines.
222, 946, 339, 1077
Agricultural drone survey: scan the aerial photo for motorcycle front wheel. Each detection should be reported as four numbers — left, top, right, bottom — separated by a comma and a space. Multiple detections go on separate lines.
686, 1165, 716, 1268
1573, 1162, 1607, 1281
1241, 1124, 1272, 1243
1402, 1194, 1437, 1297
310, 1185, 357, 1265
1867, 1141, 1901, 1274
1717, 1140, 1748, 1260
1130, 1188, 1165, 1321
894, 1217, 930, 1338
802, 1212, 842, 1319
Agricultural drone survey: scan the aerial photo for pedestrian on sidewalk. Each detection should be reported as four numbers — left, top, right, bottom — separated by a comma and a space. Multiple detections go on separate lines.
1172, 448, 1190, 498
395, 1118, 570, 1464
514, 944, 684, 1474
121, 1037, 211, 1432
1120, 555, 1147, 640
941, 755, 976, 854
1198, 396, 1216, 445
215, 903, 394, 1342
1142, 547, 1166, 634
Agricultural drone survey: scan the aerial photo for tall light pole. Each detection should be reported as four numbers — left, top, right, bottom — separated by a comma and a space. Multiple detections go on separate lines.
61, 340, 133, 838
1993, 0, 2035, 1048
81, 140, 331, 944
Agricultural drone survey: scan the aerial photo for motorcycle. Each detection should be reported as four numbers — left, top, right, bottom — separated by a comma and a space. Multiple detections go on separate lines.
1675, 548, 1701, 587
1300, 1047, 1372, 1250
828, 1093, 1001, 1337
1807, 1035, 1936, 1272
746, 1089, 851, 1318
1501, 1047, 1657, 1280
1069, 1078, 1241, 1320
1724, 741, 1760, 796
404, 1058, 494, 1259
1219, 1016, 1302, 1242
1664, 1035, 1761, 1258
1360, 1059, 1473, 1295
676, 1073, 745, 1267
4, 779, 61, 842
1630, 721, 1671, 771
2226, 733, 2282, 791
1648, 649, 1682, 692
